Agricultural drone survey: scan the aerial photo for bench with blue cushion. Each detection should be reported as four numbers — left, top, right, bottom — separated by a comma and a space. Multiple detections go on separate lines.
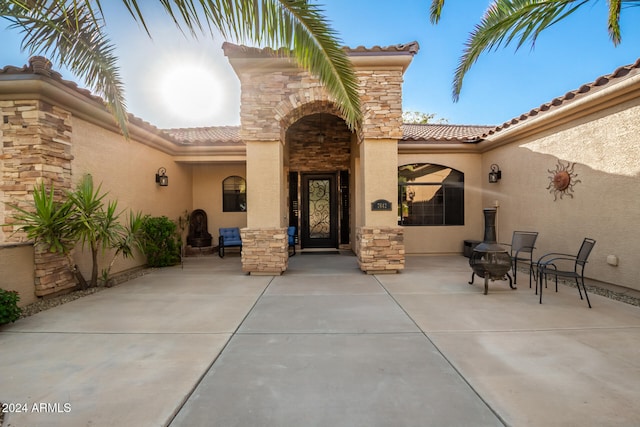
218, 227, 242, 258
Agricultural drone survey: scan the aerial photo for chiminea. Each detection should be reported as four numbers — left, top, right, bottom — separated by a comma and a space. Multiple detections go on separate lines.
469, 208, 514, 294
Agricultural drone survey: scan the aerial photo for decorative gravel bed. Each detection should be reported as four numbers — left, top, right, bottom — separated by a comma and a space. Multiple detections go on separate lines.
19, 286, 106, 319
18, 268, 150, 319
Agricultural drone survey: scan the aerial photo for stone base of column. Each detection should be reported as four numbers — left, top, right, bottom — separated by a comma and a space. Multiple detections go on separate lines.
241, 227, 288, 275
356, 226, 405, 274
34, 246, 77, 296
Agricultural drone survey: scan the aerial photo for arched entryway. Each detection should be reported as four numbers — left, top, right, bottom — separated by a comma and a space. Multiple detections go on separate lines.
222, 41, 416, 275
284, 112, 354, 250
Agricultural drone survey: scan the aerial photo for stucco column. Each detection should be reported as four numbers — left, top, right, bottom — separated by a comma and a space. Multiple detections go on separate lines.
241, 140, 288, 275
356, 138, 405, 273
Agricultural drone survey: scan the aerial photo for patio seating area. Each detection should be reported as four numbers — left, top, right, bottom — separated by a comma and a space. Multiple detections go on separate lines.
1, 254, 639, 426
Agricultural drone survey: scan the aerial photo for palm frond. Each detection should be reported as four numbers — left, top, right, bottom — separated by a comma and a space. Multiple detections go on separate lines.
3, 0, 129, 137
118, 0, 361, 130
451, 0, 589, 101
270, 0, 361, 130
429, 0, 447, 23
608, 0, 622, 45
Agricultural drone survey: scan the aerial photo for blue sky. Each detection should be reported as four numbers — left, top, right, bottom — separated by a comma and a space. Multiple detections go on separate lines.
1, 1, 639, 129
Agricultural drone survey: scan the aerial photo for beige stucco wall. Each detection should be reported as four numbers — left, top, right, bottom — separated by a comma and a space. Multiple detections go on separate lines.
398, 152, 484, 254
482, 99, 640, 290
361, 139, 399, 226
245, 140, 285, 228
0, 243, 36, 306
70, 117, 193, 279
191, 163, 247, 240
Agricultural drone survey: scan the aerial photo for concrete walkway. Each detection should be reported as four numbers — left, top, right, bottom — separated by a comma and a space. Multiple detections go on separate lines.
1, 254, 640, 426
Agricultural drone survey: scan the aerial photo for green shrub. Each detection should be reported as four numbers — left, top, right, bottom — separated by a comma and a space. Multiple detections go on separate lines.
140, 216, 181, 267
0, 289, 21, 324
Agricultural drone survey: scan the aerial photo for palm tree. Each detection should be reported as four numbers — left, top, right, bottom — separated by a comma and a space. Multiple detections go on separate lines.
0, 0, 361, 134
429, 0, 639, 101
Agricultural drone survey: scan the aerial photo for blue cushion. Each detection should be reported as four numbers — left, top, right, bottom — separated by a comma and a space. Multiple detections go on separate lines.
219, 227, 242, 247
287, 226, 296, 245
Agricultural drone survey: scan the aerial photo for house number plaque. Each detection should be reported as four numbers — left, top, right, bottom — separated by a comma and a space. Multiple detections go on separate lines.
371, 199, 392, 211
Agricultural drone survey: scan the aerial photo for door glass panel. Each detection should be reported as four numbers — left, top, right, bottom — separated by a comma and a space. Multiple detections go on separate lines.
308, 179, 331, 239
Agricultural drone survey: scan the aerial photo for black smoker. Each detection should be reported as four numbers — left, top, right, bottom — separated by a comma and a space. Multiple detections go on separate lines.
468, 208, 514, 294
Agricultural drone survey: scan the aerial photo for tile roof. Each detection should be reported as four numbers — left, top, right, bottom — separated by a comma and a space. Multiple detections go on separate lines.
401, 123, 493, 142
165, 126, 242, 145
481, 58, 640, 138
3, 55, 639, 147
0, 56, 180, 143
222, 42, 419, 58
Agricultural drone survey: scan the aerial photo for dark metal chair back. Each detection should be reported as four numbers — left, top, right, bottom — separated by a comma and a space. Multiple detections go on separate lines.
508, 231, 538, 287
511, 231, 538, 255
576, 238, 596, 267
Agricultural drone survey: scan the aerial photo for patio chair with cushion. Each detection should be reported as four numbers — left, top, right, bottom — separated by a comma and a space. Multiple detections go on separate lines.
502, 231, 538, 288
218, 227, 242, 258
536, 238, 596, 308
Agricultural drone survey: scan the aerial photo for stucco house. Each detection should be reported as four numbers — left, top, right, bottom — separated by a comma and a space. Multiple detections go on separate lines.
1, 41, 639, 305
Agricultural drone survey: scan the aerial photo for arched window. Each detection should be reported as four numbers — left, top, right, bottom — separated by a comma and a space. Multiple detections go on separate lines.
222, 176, 247, 212
398, 163, 464, 226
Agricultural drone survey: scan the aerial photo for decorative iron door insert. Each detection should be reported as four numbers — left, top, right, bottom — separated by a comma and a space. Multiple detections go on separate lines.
301, 173, 338, 248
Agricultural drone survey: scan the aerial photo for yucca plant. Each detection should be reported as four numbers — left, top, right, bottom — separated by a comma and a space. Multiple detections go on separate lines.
102, 210, 145, 286
66, 174, 124, 288
7, 174, 143, 289
8, 181, 76, 254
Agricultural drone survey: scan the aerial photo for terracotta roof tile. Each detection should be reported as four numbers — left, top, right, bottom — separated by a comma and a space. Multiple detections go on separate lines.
164, 126, 242, 145
222, 41, 419, 58
0, 56, 181, 143
401, 123, 493, 142
4, 55, 639, 147
481, 57, 640, 137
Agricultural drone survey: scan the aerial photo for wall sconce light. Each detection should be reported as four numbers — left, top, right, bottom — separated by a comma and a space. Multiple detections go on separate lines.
488, 164, 502, 183
155, 167, 169, 187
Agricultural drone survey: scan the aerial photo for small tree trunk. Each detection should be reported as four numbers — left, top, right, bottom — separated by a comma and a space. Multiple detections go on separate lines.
74, 265, 89, 290
91, 245, 99, 287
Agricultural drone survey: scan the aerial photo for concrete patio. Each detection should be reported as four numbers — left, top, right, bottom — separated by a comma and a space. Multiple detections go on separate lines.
1, 254, 640, 426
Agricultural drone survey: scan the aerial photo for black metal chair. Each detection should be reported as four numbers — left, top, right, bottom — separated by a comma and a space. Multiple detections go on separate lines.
503, 231, 538, 288
287, 226, 296, 257
536, 238, 596, 308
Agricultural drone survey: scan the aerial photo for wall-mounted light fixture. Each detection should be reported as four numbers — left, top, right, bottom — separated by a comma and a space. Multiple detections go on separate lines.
155, 167, 169, 187
488, 164, 502, 183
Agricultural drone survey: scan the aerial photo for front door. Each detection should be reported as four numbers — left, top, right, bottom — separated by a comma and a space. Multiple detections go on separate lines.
301, 173, 338, 248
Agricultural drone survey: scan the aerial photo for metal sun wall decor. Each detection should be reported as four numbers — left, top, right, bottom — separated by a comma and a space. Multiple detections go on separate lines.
546, 160, 581, 201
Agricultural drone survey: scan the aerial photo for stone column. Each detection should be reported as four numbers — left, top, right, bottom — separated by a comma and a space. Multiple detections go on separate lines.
356, 138, 405, 273
242, 140, 288, 275
0, 93, 76, 295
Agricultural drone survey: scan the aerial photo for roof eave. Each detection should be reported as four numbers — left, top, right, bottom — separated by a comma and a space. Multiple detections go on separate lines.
479, 67, 640, 151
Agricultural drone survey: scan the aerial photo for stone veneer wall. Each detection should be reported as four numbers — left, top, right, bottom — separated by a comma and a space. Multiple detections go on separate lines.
356, 69, 404, 140
357, 227, 405, 273
287, 113, 351, 171
0, 97, 76, 296
241, 228, 288, 275
238, 68, 404, 143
